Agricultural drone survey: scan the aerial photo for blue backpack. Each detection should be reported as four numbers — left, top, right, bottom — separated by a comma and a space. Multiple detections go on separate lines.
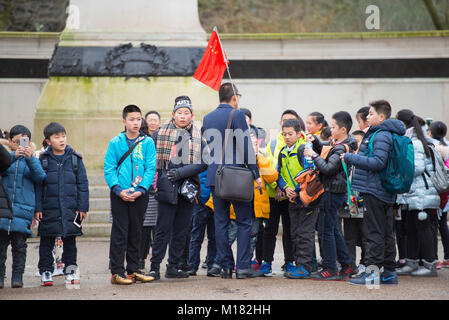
367, 129, 415, 194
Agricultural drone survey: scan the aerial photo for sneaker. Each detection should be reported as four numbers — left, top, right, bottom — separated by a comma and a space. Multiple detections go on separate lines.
256, 262, 272, 277
110, 274, 133, 285
41, 271, 53, 287
65, 271, 80, 286
165, 264, 189, 278
285, 262, 295, 273
356, 264, 366, 277
251, 259, 261, 272
441, 260, 449, 268
207, 265, 221, 277
349, 271, 379, 286
310, 268, 340, 281
185, 266, 197, 276
339, 263, 358, 281
284, 265, 309, 279
380, 270, 398, 285
437, 261, 442, 270
201, 261, 208, 269
53, 267, 64, 277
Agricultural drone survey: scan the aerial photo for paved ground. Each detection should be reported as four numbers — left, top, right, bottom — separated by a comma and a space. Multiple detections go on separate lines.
1, 237, 448, 300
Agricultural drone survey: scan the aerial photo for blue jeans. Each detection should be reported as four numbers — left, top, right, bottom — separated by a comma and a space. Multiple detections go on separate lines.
211, 187, 253, 270
319, 192, 352, 271
188, 204, 217, 271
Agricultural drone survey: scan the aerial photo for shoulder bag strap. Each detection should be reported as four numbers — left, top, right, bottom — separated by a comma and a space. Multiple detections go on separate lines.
218, 109, 236, 171
117, 136, 145, 169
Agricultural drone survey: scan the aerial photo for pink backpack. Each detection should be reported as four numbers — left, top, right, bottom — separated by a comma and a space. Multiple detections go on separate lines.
445, 158, 449, 169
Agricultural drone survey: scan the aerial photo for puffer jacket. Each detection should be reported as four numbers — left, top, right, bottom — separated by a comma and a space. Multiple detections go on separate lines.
35, 146, 89, 237
397, 129, 440, 210
0, 143, 13, 220
0, 152, 46, 236
344, 119, 406, 204
311, 136, 358, 194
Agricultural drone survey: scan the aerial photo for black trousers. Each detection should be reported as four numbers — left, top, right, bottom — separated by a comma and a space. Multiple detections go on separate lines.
361, 194, 396, 271
394, 215, 408, 261
404, 210, 437, 262
289, 202, 319, 272
38, 235, 76, 274
0, 231, 27, 276
262, 198, 293, 264
342, 218, 365, 265
150, 196, 194, 270
139, 226, 154, 261
109, 192, 149, 276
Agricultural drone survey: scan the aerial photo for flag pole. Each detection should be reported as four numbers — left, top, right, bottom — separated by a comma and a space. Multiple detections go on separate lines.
214, 26, 239, 108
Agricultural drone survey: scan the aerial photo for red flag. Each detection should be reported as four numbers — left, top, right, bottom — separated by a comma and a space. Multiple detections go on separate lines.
193, 28, 229, 91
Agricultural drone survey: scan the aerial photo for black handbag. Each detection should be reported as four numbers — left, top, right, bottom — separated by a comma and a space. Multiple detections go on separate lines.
155, 170, 178, 205
214, 109, 254, 202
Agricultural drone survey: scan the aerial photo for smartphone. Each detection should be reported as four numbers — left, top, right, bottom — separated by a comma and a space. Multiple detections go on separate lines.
73, 212, 84, 228
20, 136, 29, 147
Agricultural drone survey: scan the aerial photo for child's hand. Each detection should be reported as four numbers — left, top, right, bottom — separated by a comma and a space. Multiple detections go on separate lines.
129, 191, 142, 200
340, 153, 346, 163
119, 190, 135, 202
77, 211, 87, 220
307, 134, 315, 143
275, 187, 285, 201
303, 146, 316, 158
23, 146, 32, 159
285, 187, 297, 199
34, 211, 42, 222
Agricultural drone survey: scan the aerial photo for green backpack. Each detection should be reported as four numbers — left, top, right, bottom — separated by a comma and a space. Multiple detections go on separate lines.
367, 129, 415, 195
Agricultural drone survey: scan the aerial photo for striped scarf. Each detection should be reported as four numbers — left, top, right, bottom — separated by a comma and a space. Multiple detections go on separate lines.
156, 118, 202, 170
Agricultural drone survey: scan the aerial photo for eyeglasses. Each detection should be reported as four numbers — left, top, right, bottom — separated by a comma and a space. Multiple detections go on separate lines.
11, 140, 20, 145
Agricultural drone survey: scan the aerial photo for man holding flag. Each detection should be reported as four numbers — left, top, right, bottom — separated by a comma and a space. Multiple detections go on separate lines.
195, 28, 263, 279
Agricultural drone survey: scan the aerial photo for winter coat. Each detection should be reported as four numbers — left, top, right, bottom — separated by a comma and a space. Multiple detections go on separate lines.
152, 127, 208, 203
311, 136, 358, 194
397, 129, 440, 210
35, 146, 89, 237
344, 119, 406, 204
0, 152, 46, 236
0, 143, 13, 220
202, 104, 260, 187
252, 154, 278, 219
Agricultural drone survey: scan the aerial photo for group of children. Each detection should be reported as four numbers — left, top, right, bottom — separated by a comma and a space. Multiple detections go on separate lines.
1, 93, 449, 289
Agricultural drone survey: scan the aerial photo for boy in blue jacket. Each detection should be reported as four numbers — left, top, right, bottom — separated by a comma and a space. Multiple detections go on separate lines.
34, 122, 89, 287
104, 105, 156, 285
0, 125, 46, 288
342, 100, 405, 286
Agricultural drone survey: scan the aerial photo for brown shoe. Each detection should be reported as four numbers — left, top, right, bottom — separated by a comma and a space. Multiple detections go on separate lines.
128, 272, 155, 283
110, 274, 133, 285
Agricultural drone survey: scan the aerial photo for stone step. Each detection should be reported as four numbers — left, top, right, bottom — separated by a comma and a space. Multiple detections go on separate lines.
89, 185, 110, 198
81, 223, 111, 237
87, 174, 107, 187
89, 198, 110, 211
85, 210, 110, 223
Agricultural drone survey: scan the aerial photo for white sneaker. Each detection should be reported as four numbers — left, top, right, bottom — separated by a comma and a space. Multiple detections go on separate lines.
53, 267, 64, 276
356, 264, 366, 276
41, 271, 53, 286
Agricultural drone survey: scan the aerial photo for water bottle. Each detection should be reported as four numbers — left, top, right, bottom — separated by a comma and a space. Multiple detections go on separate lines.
303, 141, 314, 170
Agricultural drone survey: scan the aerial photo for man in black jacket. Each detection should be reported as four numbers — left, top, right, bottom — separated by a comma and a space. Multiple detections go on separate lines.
304, 111, 358, 281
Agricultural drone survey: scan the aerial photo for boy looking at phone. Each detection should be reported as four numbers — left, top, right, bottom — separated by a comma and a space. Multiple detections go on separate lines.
0, 125, 46, 288
34, 122, 89, 287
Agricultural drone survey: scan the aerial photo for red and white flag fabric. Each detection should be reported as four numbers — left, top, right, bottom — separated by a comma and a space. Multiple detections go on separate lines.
193, 27, 229, 91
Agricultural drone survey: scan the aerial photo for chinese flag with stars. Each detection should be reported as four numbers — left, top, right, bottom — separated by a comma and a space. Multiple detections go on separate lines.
193, 28, 229, 91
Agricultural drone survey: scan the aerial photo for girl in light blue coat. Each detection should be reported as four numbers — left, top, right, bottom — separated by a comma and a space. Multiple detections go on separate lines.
396, 110, 440, 277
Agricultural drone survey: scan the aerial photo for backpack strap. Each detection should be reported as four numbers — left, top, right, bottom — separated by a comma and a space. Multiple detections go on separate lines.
40, 154, 49, 172
367, 129, 384, 157
72, 154, 78, 176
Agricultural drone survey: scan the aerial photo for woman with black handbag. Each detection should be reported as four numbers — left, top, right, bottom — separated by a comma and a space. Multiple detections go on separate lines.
148, 96, 208, 280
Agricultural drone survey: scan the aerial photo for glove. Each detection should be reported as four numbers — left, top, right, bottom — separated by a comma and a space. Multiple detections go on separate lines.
167, 169, 181, 181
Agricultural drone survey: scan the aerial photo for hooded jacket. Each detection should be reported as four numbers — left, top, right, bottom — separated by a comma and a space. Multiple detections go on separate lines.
396, 128, 440, 210
311, 135, 358, 194
35, 146, 89, 237
0, 151, 46, 236
344, 119, 406, 204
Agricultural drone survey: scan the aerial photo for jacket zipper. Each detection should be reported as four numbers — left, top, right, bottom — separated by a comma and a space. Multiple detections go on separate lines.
9, 160, 20, 234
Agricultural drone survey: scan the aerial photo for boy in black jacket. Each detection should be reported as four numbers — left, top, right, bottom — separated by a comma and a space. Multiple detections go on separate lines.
304, 111, 358, 281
